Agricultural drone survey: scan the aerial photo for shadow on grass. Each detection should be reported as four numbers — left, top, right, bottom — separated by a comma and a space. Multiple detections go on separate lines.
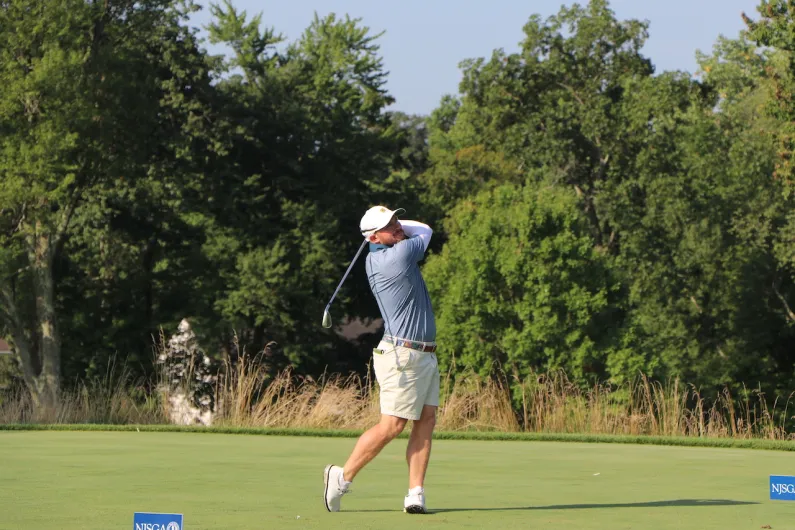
356, 499, 759, 513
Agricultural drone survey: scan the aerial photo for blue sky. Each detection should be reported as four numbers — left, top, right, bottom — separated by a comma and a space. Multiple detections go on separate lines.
190, 0, 760, 116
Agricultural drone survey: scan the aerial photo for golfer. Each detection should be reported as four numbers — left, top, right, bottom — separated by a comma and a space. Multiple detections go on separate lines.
324, 206, 439, 514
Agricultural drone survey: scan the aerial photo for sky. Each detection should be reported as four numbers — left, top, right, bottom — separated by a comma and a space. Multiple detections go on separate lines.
189, 0, 761, 116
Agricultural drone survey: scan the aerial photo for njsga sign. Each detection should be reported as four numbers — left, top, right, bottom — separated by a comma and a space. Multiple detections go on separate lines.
769, 476, 795, 501
132, 512, 184, 530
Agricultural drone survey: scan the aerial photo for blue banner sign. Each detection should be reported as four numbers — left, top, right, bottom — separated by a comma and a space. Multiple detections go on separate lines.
132, 512, 184, 530
770, 476, 795, 501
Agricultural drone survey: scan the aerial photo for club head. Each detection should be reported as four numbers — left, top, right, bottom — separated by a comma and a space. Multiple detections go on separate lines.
322, 310, 332, 329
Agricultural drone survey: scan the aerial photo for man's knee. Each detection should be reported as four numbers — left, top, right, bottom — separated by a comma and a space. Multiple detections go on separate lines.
408, 408, 436, 438
418, 406, 436, 428
380, 415, 408, 440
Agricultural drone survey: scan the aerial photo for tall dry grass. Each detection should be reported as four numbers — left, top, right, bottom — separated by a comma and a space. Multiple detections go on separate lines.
1, 356, 793, 440
212, 355, 381, 430
210, 354, 522, 432
513, 370, 794, 439
0, 365, 167, 425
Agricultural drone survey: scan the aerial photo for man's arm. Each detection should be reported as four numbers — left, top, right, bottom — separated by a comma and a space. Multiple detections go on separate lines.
399, 220, 432, 251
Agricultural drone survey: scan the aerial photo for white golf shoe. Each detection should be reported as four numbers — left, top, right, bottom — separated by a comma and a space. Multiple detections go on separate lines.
404, 486, 427, 514
323, 465, 349, 512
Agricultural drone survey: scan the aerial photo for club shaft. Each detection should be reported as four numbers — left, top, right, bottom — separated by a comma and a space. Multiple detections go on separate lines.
325, 238, 368, 311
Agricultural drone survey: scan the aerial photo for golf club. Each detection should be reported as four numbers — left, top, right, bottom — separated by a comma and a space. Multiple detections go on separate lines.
322, 238, 369, 328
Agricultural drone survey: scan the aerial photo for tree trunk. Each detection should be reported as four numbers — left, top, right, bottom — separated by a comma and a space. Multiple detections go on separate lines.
30, 230, 61, 411
1, 226, 65, 414
0, 282, 40, 404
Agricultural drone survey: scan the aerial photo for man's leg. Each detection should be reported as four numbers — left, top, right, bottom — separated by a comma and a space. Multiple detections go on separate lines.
342, 414, 407, 481
406, 404, 437, 489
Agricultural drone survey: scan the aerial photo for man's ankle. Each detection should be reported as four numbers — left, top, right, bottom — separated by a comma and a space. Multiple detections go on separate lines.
339, 469, 353, 489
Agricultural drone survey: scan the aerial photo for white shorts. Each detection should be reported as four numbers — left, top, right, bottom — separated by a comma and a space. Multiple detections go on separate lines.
372, 340, 440, 421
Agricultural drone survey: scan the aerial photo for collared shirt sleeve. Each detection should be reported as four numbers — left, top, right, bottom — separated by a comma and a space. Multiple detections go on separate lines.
393, 220, 432, 263
399, 220, 432, 250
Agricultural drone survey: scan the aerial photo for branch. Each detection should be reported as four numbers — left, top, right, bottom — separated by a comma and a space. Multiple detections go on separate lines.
1, 202, 27, 238
17, 202, 27, 233
772, 282, 795, 323
607, 230, 617, 250
596, 153, 610, 181
690, 296, 703, 313
556, 82, 585, 106
52, 197, 77, 259
0, 282, 11, 322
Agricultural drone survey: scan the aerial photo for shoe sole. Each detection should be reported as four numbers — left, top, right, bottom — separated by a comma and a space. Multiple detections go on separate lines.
404, 505, 426, 514
323, 465, 333, 512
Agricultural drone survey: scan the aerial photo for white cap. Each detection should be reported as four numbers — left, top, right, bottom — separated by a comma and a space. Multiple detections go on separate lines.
360, 205, 405, 237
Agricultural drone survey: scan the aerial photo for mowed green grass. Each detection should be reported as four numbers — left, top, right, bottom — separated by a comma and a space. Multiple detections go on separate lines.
1, 431, 793, 529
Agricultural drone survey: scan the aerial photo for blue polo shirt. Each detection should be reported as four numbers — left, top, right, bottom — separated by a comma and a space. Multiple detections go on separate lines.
365, 236, 436, 343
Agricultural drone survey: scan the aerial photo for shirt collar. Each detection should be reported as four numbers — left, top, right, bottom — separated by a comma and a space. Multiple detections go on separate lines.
369, 243, 389, 252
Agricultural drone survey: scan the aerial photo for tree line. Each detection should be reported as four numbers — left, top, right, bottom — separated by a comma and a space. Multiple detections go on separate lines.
1, 0, 793, 411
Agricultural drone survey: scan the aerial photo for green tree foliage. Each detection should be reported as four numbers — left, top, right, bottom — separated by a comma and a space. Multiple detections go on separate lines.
0, 0, 216, 406
744, 0, 795, 189
422, 0, 678, 384
694, 32, 795, 390
744, 1, 795, 289
425, 184, 619, 384
423, 0, 657, 247
193, 3, 401, 371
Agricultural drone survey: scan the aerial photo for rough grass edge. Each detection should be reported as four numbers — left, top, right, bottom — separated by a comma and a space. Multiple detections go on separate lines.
1, 423, 793, 451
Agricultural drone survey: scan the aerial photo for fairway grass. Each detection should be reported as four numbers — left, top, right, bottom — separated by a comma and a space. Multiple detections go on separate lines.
1, 431, 793, 529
